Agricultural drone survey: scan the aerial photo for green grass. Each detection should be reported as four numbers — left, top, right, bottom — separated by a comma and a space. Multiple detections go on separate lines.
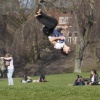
0, 73, 100, 100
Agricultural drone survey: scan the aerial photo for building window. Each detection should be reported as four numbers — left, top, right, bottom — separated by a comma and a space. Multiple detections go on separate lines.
73, 33, 78, 45
67, 32, 78, 45
68, 33, 72, 44
73, 37, 78, 45
59, 17, 69, 24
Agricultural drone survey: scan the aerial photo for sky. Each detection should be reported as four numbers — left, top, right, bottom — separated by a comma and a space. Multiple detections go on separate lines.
18, 0, 36, 9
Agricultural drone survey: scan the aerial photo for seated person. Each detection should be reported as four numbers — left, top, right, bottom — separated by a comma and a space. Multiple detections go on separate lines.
21, 74, 32, 83
68, 75, 85, 86
86, 70, 99, 85
39, 74, 47, 82
73, 75, 85, 86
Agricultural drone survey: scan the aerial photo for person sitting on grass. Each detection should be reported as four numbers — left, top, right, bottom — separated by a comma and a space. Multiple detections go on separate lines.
39, 74, 47, 82
68, 75, 85, 86
35, 9, 70, 56
86, 70, 99, 85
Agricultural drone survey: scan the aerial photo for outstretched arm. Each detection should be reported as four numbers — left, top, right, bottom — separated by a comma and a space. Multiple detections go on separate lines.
48, 36, 65, 45
0, 57, 12, 60
56, 25, 68, 32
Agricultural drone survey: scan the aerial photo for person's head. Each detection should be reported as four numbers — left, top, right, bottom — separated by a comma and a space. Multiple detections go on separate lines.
91, 70, 94, 75
5, 53, 11, 58
61, 48, 68, 56
91, 69, 97, 75
62, 45, 70, 54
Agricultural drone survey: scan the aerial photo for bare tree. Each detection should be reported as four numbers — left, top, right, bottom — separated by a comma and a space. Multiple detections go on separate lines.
46, 0, 98, 73
0, 0, 100, 75
53, 0, 95, 73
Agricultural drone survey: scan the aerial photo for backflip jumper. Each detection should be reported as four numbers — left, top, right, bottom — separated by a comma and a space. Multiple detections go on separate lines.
35, 9, 70, 55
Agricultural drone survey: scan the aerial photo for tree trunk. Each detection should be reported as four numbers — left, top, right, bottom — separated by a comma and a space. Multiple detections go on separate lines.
74, 44, 84, 73
73, 10, 85, 73
2, 15, 7, 53
74, 59, 83, 73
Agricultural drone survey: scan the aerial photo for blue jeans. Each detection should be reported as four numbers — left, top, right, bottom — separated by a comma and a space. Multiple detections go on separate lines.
7, 69, 14, 85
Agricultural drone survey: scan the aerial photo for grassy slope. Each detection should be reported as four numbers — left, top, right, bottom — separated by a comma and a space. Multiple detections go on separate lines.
0, 73, 100, 100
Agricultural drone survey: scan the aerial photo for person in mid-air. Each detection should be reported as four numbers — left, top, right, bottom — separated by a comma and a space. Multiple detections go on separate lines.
35, 9, 70, 55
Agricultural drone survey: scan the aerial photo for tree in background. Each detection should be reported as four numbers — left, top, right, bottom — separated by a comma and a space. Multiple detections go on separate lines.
0, 0, 100, 75
72, 0, 94, 73
45, 0, 100, 73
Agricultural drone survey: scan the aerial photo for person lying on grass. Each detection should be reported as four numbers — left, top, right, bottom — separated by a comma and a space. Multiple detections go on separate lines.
33, 74, 47, 82
21, 74, 32, 83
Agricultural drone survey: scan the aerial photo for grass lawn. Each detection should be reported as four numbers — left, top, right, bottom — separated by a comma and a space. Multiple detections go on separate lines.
0, 72, 100, 100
